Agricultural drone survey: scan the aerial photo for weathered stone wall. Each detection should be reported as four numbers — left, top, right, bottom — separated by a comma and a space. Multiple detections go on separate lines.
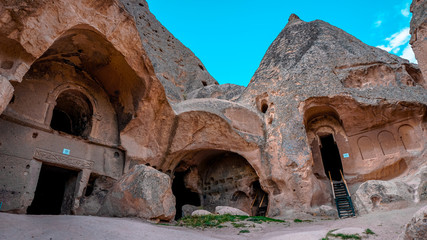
410, 0, 427, 83
238, 14, 427, 216
0, 0, 261, 219
119, 0, 218, 102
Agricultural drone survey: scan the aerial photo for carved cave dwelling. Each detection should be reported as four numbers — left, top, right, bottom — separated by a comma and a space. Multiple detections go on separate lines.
0, 0, 426, 221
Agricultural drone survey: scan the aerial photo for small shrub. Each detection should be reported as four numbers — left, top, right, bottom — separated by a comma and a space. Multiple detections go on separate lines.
239, 229, 250, 234
364, 228, 375, 235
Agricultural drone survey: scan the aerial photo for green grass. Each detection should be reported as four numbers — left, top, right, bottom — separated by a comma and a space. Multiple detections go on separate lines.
322, 229, 361, 240
239, 229, 250, 234
231, 223, 246, 228
293, 218, 313, 223
177, 214, 285, 229
364, 228, 375, 235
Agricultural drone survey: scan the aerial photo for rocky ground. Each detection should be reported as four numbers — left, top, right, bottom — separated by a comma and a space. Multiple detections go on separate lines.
0, 203, 425, 240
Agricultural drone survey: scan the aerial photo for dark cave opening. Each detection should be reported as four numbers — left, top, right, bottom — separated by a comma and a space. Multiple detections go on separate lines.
27, 164, 78, 215
320, 134, 344, 181
172, 171, 201, 220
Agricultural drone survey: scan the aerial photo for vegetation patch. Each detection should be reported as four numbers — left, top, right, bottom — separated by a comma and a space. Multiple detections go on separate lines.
177, 214, 285, 229
364, 228, 375, 235
293, 218, 313, 223
231, 222, 247, 228
322, 229, 361, 240
239, 229, 250, 234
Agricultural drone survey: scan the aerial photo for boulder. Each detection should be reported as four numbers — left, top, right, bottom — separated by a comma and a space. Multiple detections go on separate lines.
191, 210, 212, 216
75, 176, 116, 216
404, 166, 427, 202
98, 164, 175, 221
215, 206, 249, 216
353, 180, 414, 214
182, 204, 199, 217
312, 205, 338, 217
398, 205, 427, 240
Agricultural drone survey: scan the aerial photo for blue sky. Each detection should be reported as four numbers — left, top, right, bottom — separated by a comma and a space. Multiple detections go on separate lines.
146, 0, 416, 86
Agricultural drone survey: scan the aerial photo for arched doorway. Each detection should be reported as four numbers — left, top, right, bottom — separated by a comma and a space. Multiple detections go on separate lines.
304, 106, 348, 182
319, 134, 344, 181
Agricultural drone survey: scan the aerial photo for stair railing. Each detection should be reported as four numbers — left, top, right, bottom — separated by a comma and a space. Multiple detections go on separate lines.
328, 171, 336, 199
340, 169, 351, 197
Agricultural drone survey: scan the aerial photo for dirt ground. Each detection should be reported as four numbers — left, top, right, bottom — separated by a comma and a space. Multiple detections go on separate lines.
0, 203, 425, 240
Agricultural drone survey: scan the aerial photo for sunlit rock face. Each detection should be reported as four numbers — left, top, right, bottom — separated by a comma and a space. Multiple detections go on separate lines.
119, 0, 218, 103
0, 0, 426, 221
238, 13, 427, 216
410, 0, 427, 83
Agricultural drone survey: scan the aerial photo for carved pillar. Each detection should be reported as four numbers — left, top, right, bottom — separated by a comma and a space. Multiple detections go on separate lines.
72, 168, 91, 213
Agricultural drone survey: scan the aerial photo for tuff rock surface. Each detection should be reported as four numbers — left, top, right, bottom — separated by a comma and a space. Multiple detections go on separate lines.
191, 209, 212, 216
215, 206, 249, 216
410, 0, 427, 82
237, 13, 427, 216
398, 205, 427, 240
0, 0, 426, 222
187, 84, 246, 101
98, 164, 176, 221
119, 0, 217, 102
353, 180, 414, 214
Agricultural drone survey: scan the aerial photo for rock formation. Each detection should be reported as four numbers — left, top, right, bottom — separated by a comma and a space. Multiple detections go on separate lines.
119, 0, 218, 103
398, 205, 427, 240
410, 0, 427, 81
98, 164, 175, 221
0, 0, 426, 221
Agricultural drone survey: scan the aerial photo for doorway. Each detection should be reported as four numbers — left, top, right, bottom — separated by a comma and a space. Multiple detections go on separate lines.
319, 134, 344, 181
172, 171, 201, 219
27, 164, 78, 215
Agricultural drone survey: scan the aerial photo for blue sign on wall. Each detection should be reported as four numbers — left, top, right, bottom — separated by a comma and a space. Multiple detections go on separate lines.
343, 153, 349, 158
62, 148, 70, 155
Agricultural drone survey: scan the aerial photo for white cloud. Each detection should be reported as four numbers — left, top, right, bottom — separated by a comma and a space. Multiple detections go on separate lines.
401, 3, 410, 17
385, 27, 411, 49
374, 20, 382, 27
377, 45, 393, 52
377, 27, 411, 54
400, 44, 418, 63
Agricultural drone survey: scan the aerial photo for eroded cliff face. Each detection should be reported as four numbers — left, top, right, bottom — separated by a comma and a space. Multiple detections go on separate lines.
119, 0, 218, 103
238, 14, 427, 216
410, 0, 427, 81
0, 0, 261, 220
1, 0, 425, 221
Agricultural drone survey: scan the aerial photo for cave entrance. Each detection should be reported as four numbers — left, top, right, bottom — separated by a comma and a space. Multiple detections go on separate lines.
250, 181, 268, 216
27, 164, 78, 215
172, 171, 201, 220
50, 90, 93, 139
320, 134, 344, 181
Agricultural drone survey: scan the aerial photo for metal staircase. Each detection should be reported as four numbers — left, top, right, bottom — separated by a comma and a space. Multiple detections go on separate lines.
328, 171, 356, 218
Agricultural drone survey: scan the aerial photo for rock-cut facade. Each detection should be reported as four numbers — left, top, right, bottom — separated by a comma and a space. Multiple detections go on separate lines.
0, 0, 426, 221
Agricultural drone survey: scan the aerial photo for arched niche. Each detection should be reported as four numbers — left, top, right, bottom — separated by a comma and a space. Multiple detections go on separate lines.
358, 136, 376, 159
304, 105, 348, 181
33, 25, 146, 131
398, 124, 421, 151
377, 131, 398, 155
50, 89, 93, 138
